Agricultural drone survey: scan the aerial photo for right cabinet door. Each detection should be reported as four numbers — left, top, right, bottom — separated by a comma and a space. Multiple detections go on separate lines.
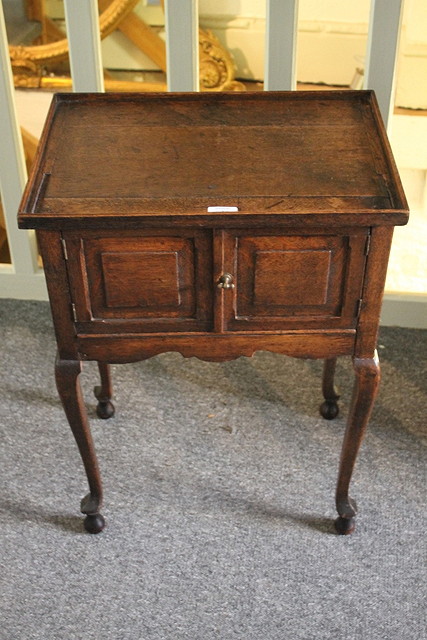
222, 228, 369, 332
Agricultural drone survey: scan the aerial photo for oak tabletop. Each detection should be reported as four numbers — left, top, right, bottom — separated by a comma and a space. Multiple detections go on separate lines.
18, 91, 408, 229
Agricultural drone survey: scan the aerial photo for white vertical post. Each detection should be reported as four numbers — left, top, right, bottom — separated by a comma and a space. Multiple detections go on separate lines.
264, 0, 299, 91
364, 0, 404, 129
0, 2, 38, 274
63, 0, 104, 92
164, 0, 199, 91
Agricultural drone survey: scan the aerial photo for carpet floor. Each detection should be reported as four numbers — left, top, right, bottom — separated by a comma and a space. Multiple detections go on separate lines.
0, 299, 426, 640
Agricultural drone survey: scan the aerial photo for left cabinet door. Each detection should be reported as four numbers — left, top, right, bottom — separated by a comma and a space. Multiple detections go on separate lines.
63, 229, 213, 333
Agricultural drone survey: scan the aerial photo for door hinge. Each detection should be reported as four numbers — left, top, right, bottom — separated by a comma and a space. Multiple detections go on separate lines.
364, 233, 371, 256
71, 302, 77, 322
61, 236, 68, 260
356, 298, 363, 317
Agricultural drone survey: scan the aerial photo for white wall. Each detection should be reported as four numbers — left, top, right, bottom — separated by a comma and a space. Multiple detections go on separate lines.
202, 0, 426, 108
395, 0, 427, 109
298, 0, 370, 22
100, 0, 427, 108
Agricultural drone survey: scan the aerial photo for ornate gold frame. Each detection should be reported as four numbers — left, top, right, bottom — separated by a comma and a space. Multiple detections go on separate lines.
10, 0, 244, 92
10, 0, 139, 78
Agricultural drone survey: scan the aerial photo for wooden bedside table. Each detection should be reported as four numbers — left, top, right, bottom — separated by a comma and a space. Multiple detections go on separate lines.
18, 91, 409, 535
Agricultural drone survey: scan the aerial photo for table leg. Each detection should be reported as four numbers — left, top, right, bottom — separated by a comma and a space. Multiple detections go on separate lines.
94, 362, 115, 419
335, 351, 380, 535
55, 354, 105, 534
320, 357, 340, 419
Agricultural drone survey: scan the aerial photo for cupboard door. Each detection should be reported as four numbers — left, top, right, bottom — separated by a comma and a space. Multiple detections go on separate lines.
221, 229, 368, 332
64, 229, 213, 333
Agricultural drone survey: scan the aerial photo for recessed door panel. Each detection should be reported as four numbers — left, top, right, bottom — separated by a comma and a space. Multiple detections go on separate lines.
101, 250, 181, 309
253, 249, 331, 307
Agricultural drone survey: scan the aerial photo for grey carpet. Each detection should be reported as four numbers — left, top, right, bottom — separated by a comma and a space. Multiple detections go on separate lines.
0, 299, 426, 640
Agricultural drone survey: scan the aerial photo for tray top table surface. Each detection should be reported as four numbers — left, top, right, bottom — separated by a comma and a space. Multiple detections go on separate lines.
18, 91, 408, 227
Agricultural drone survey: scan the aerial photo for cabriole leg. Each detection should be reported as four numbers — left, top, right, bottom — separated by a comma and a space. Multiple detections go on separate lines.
320, 357, 340, 419
94, 362, 115, 419
55, 354, 105, 534
335, 351, 380, 535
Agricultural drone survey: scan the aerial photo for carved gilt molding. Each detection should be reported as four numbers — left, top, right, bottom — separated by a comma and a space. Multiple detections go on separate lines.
10, 0, 244, 92
10, 0, 139, 82
199, 28, 244, 91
